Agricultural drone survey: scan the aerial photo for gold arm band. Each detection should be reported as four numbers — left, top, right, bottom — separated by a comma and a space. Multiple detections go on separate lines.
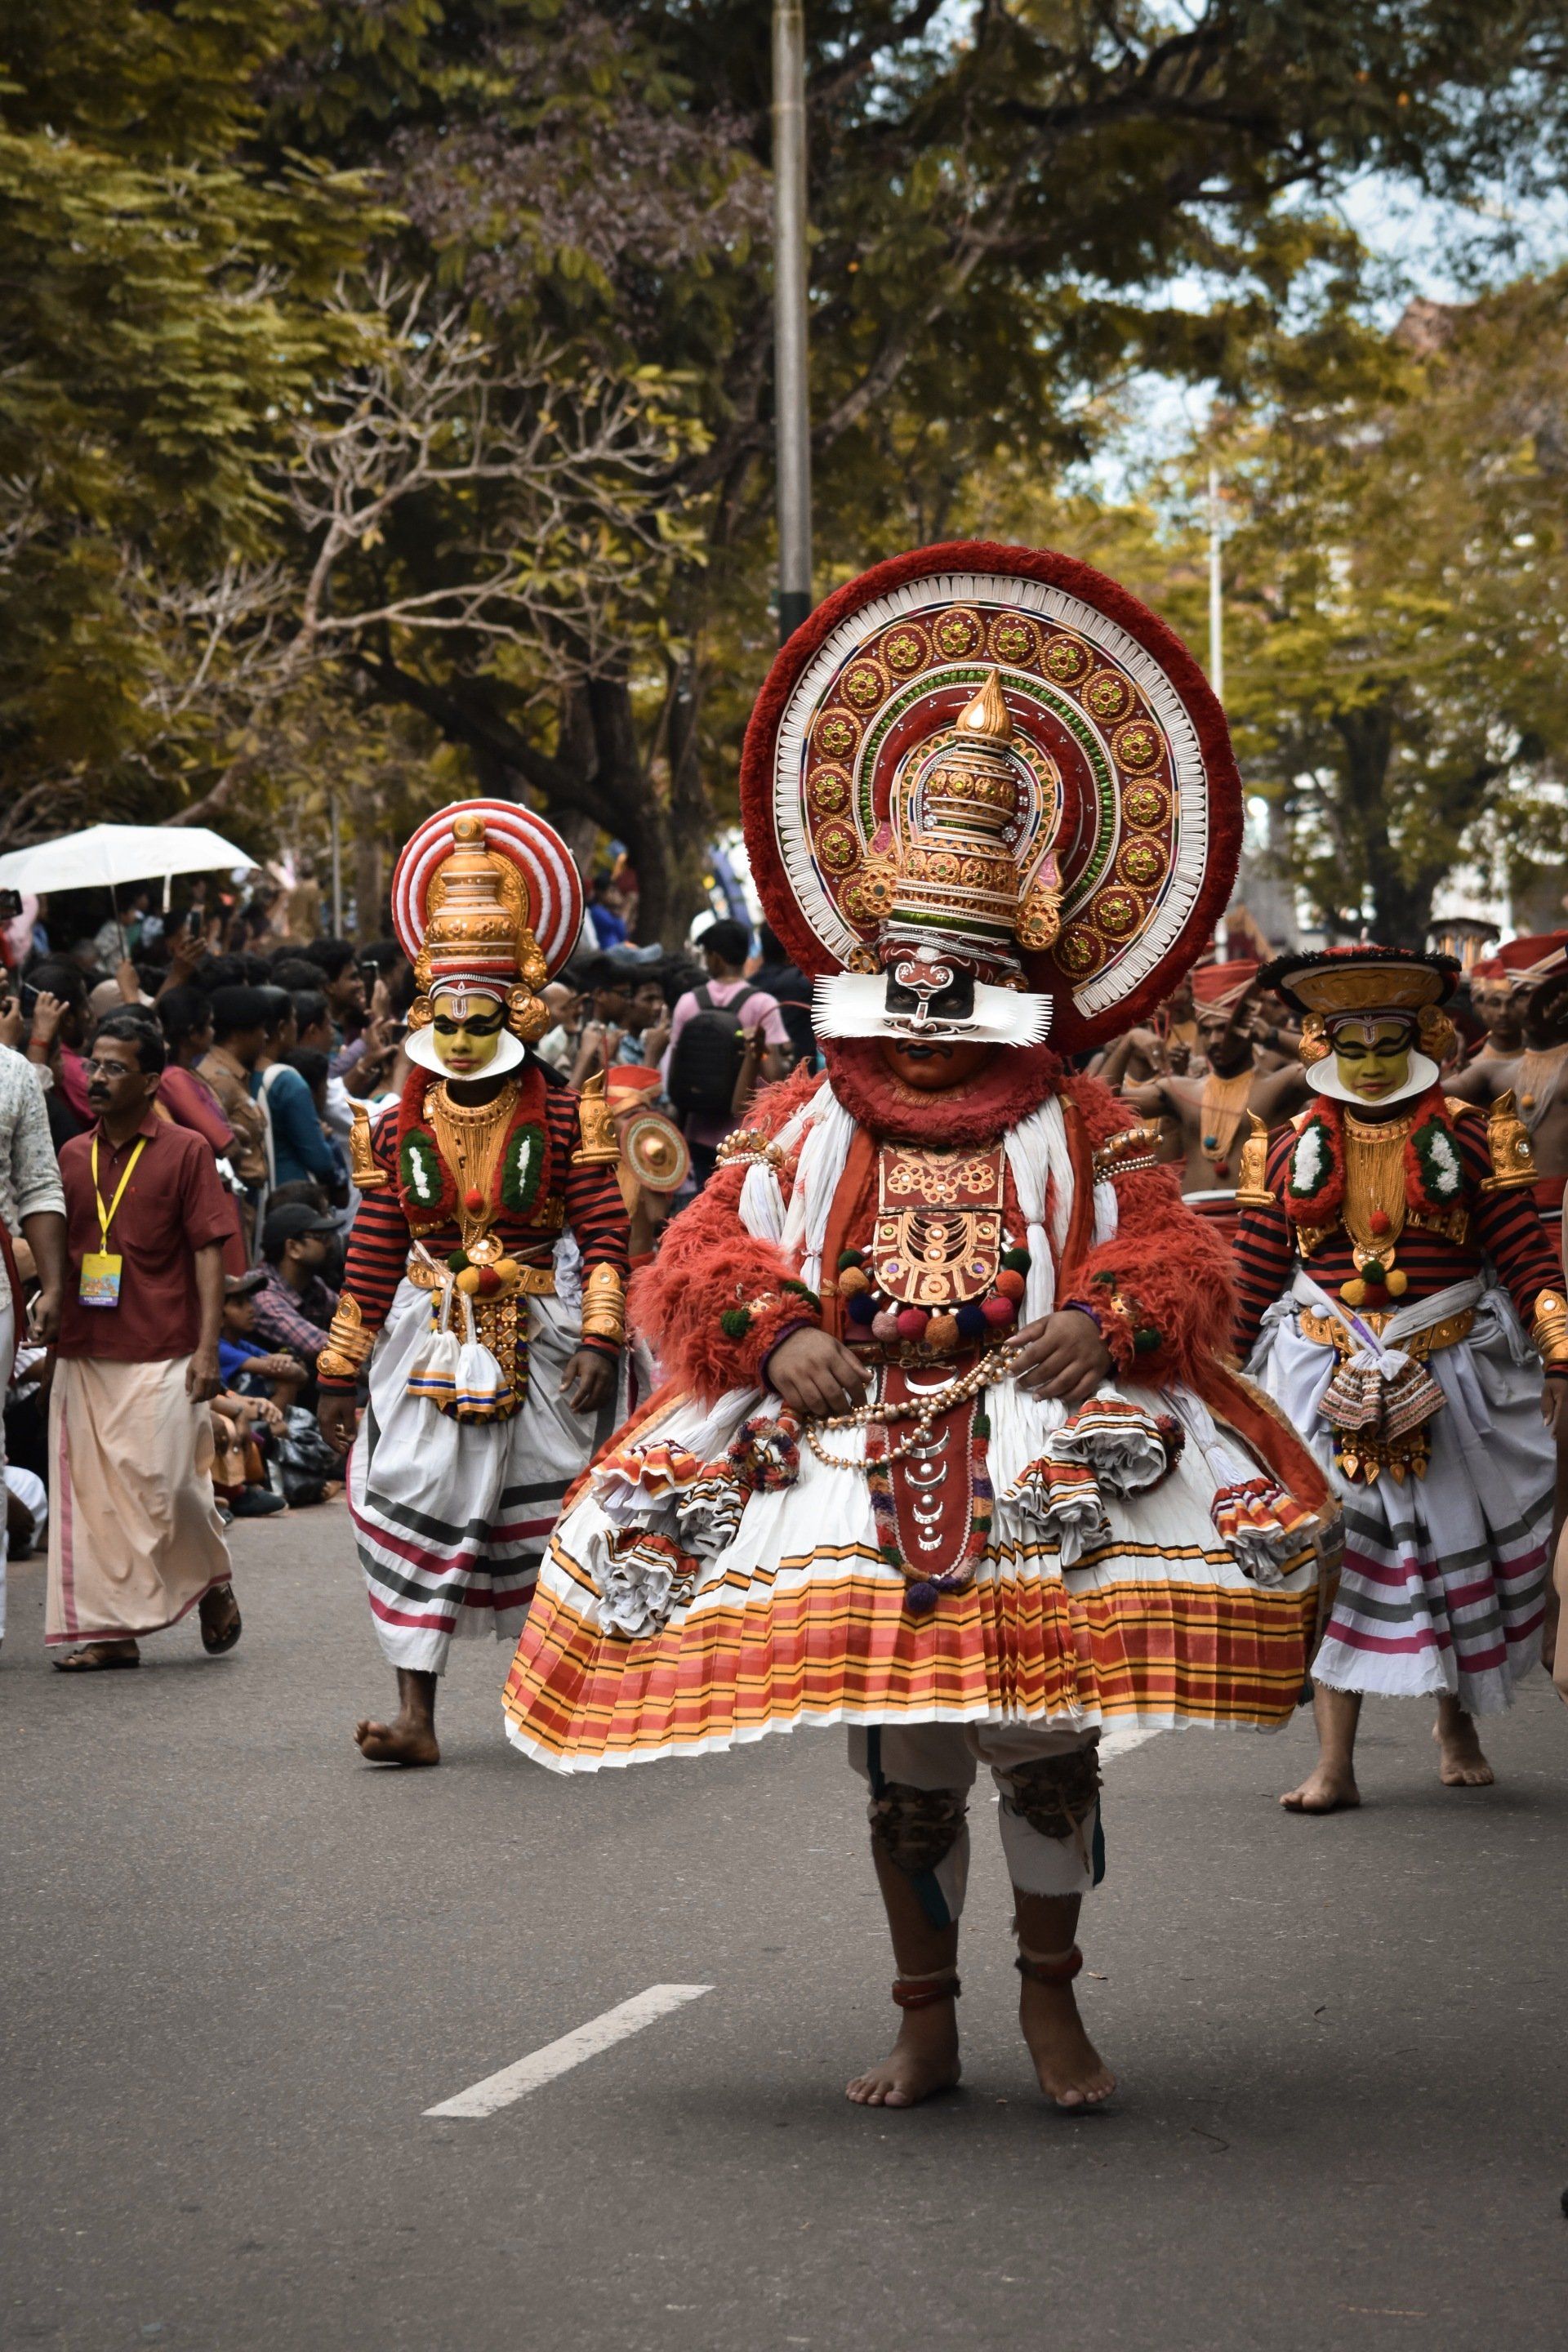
323, 1293, 375, 1368
348, 1100, 389, 1190
1232, 1112, 1275, 1208
571, 1068, 621, 1166
581, 1261, 626, 1345
1480, 1089, 1538, 1191
1531, 1289, 1568, 1366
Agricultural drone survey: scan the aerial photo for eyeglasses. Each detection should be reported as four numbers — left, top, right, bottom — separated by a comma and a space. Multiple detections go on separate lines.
80, 1055, 137, 1076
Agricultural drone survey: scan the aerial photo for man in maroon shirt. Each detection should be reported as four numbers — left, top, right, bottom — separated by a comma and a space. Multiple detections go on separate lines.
46, 1009, 242, 1668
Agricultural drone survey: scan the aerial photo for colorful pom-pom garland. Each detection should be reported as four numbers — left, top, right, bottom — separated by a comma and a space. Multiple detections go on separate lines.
835, 1244, 1031, 1359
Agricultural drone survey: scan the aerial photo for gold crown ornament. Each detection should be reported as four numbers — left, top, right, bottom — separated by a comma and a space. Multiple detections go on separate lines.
390, 800, 586, 1075
738, 542, 1245, 1056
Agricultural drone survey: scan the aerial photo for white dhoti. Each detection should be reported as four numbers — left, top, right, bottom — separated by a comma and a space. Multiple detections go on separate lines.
44, 1355, 231, 1648
1248, 1276, 1552, 1714
348, 1277, 623, 1673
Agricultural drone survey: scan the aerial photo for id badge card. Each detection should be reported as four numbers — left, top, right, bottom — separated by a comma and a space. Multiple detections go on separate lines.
79, 1251, 123, 1309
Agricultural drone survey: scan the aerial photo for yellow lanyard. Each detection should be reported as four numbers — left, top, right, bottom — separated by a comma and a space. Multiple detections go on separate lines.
91, 1134, 147, 1254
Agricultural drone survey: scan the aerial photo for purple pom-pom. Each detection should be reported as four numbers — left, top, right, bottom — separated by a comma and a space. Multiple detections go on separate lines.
905, 1581, 939, 1616
955, 1301, 987, 1339
846, 1290, 878, 1326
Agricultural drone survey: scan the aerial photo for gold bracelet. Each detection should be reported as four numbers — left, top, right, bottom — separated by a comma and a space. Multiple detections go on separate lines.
1532, 1289, 1568, 1365
581, 1262, 626, 1346
318, 1348, 364, 1383
324, 1294, 374, 1366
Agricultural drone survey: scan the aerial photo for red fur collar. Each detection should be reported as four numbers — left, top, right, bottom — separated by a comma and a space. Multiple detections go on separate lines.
821, 1038, 1063, 1146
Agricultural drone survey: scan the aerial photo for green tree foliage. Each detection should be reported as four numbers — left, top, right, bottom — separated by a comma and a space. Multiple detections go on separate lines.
0, 0, 378, 835
1200, 274, 1568, 945
11, 2, 1568, 937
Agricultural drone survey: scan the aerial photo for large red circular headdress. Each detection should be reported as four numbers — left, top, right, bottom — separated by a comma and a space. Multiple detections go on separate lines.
391, 798, 584, 987
739, 541, 1241, 1054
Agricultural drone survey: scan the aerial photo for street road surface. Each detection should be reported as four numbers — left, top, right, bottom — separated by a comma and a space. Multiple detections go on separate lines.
5, 1503, 1567, 2351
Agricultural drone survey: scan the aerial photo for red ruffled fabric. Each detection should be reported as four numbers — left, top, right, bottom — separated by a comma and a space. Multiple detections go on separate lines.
1058, 1071, 1236, 1388
627, 1065, 823, 1398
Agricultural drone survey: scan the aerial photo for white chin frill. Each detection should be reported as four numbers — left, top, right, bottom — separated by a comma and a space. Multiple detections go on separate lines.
405, 1024, 528, 1077
1304, 1050, 1438, 1107
811, 970, 1054, 1049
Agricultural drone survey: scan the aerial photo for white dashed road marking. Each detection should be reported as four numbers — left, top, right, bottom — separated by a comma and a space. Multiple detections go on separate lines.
424, 1984, 714, 2118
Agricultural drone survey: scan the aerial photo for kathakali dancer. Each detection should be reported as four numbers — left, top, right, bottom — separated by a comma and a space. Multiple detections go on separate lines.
1232, 947, 1566, 1813
316, 801, 630, 1767
501, 543, 1334, 2110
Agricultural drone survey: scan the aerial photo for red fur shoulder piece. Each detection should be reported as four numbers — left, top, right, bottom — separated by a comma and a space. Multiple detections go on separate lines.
1058, 1068, 1235, 1386
822, 1038, 1064, 1146
739, 1060, 826, 1143
1060, 1068, 1147, 1150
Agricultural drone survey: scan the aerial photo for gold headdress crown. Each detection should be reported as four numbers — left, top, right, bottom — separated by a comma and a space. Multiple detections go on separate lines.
864, 672, 1062, 978
392, 804, 587, 1057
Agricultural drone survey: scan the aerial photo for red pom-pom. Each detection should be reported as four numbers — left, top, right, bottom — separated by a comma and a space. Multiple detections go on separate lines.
475, 1265, 501, 1298
995, 1268, 1027, 1303
895, 1307, 929, 1343
982, 1294, 1016, 1328
464, 1187, 486, 1214
1370, 1209, 1391, 1236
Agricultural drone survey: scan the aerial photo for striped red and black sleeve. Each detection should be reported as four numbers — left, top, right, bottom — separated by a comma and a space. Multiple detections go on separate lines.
1231, 1132, 1297, 1364
550, 1087, 632, 1359
1459, 1115, 1561, 1325
318, 1107, 411, 1392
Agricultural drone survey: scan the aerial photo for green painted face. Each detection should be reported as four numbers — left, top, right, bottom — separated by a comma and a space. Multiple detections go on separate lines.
430, 989, 505, 1076
1331, 1019, 1413, 1103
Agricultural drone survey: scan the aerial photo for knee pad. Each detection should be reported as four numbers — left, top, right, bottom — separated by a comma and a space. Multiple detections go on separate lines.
1000, 1747, 1102, 1841
867, 1780, 969, 1876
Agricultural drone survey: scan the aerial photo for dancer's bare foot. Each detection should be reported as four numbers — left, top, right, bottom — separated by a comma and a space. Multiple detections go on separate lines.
354, 1713, 439, 1766
846, 2002, 960, 2109
1280, 1762, 1361, 1812
1434, 1713, 1494, 1787
1019, 1976, 1116, 2109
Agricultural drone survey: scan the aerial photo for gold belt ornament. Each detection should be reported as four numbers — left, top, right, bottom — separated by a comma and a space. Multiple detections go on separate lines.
1298, 1305, 1473, 1360
406, 1251, 555, 1295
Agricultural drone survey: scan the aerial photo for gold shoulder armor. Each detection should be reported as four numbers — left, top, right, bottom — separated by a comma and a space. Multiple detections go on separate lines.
349, 1100, 389, 1190
571, 1067, 621, 1166
1233, 1112, 1275, 1207
1480, 1087, 1537, 1192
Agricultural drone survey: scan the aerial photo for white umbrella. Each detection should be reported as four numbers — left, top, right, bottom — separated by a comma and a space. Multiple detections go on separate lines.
0, 822, 256, 898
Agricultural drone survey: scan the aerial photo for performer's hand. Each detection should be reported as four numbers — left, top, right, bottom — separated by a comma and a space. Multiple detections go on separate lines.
1543, 1377, 1565, 1437
186, 1346, 221, 1405
561, 1348, 615, 1414
318, 1392, 359, 1456
767, 1327, 869, 1419
1012, 1309, 1113, 1406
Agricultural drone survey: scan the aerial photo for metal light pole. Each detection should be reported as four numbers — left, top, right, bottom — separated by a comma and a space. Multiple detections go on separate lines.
773, 0, 813, 644
1207, 463, 1224, 701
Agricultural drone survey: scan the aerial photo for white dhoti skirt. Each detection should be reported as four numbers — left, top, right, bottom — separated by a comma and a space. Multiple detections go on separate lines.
45, 1355, 231, 1647
348, 1278, 624, 1673
1249, 1283, 1552, 1714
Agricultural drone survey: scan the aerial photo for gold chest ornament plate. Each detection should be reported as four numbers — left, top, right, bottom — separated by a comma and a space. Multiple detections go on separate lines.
872, 1144, 1005, 1308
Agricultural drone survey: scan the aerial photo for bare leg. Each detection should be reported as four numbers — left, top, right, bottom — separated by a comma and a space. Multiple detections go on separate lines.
1281, 1683, 1362, 1811
1013, 1891, 1116, 2109
355, 1667, 440, 1766
1434, 1692, 1494, 1786
845, 1841, 961, 2109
